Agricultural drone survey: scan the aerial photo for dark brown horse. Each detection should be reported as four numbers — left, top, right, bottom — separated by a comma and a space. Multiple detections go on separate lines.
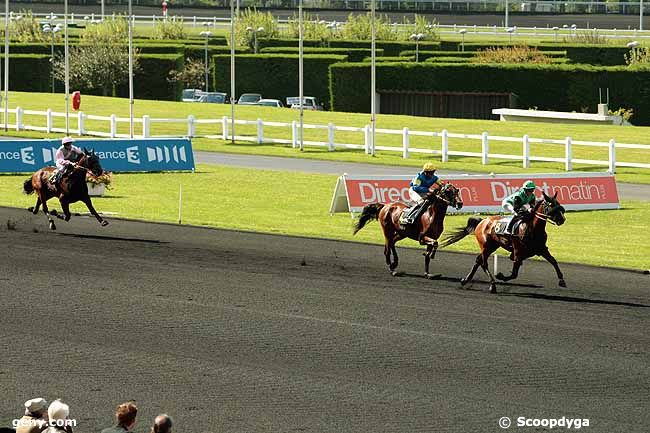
353, 183, 464, 278
440, 191, 566, 293
23, 149, 109, 230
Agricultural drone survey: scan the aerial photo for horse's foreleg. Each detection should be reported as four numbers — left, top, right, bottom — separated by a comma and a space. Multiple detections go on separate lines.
496, 260, 522, 282
82, 197, 108, 226
540, 248, 566, 287
424, 243, 440, 280
390, 243, 399, 273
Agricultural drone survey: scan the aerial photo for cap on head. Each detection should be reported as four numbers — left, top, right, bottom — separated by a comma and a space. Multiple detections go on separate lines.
25, 398, 48, 415
62, 136, 74, 146
523, 180, 536, 190
422, 162, 436, 172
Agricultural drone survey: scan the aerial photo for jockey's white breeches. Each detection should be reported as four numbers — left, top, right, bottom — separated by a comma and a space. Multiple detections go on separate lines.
408, 188, 426, 204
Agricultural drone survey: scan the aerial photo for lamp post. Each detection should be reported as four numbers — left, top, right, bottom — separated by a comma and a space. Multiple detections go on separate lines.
506, 26, 515, 43
552, 26, 559, 42
42, 23, 61, 93
128, 0, 134, 137
370, 0, 376, 156
246, 26, 264, 54
627, 40, 640, 62
230, 0, 235, 144
409, 33, 425, 62
459, 28, 467, 52
200, 30, 212, 92
299, 0, 304, 151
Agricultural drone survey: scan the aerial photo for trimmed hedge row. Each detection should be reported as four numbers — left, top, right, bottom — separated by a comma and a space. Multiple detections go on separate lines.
260, 46, 384, 63
329, 62, 650, 125
133, 36, 228, 46
363, 56, 414, 62
2, 54, 52, 93
257, 38, 440, 56
213, 53, 347, 109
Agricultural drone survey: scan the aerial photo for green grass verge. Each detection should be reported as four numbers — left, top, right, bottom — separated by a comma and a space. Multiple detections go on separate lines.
2, 91, 650, 185
1, 164, 648, 270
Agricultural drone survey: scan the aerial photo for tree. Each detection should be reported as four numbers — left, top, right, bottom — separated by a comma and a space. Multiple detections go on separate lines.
168, 58, 206, 90
53, 44, 140, 96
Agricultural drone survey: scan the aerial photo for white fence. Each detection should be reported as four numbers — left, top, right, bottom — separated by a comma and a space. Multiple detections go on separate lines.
4, 107, 650, 172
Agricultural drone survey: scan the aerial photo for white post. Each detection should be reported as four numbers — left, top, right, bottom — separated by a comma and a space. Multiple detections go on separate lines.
222, 116, 228, 140
187, 114, 195, 137
142, 115, 150, 137
494, 254, 498, 275
402, 127, 409, 158
364, 125, 370, 154
522, 134, 530, 168
78, 112, 85, 135
441, 129, 448, 162
327, 122, 335, 151
481, 131, 489, 165
110, 114, 117, 138
257, 118, 264, 144
565, 136, 572, 171
46, 109, 53, 133
15, 107, 23, 131
608, 139, 616, 173
291, 120, 298, 148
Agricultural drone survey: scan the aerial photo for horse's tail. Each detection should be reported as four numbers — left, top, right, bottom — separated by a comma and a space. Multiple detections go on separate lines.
353, 203, 385, 235
23, 178, 34, 195
440, 216, 482, 248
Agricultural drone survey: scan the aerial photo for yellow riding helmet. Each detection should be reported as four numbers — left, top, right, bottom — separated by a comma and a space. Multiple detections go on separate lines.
422, 162, 436, 172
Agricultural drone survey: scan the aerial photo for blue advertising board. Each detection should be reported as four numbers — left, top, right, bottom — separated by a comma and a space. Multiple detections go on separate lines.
0, 138, 194, 173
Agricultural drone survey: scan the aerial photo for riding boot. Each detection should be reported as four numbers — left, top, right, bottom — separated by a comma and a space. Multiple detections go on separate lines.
402, 202, 422, 225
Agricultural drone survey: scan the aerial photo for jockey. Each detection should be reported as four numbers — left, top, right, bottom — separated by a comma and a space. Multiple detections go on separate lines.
50, 136, 83, 186
401, 162, 442, 225
502, 180, 537, 234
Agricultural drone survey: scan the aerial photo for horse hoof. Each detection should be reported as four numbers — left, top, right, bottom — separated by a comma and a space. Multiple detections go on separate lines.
27, 206, 34, 213
49, 209, 58, 216
496, 272, 506, 281
425, 273, 441, 280
489, 283, 497, 294
101, 220, 109, 227
559, 279, 567, 288
49, 222, 56, 231
460, 278, 468, 286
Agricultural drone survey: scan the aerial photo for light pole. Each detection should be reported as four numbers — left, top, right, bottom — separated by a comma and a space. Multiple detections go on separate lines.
370, 0, 376, 156
42, 23, 61, 93
552, 26, 559, 42
128, 0, 134, 137
200, 30, 212, 92
3, 0, 8, 131
299, 0, 304, 151
459, 28, 467, 52
230, 0, 235, 144
506, 26, 515, 43
409, 33, 425, 62
246, 26, 264, 54
64, 0, 70, 135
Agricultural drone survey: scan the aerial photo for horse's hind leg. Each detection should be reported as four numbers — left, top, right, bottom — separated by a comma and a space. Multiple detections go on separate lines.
540, 247, 566, 287
81, 197, 108, 226
424, 243, 440, 280
461, 254, 482, 287
385, 239, 399, 276
30, 197, 41, 214
59, 200, 72, 222
38, 193, 55, 230
479, 246, 499, 294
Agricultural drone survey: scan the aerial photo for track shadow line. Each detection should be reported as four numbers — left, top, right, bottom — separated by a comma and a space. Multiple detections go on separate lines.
55, 232, 167, 244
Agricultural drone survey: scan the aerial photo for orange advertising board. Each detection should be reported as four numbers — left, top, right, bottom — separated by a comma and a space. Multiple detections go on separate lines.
330, 173, 619, 214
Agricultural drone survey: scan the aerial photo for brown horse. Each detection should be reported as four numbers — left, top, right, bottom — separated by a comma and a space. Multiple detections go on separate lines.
440, 191, 566, 293
23, 149, 109, 230
353, 183, 464, 278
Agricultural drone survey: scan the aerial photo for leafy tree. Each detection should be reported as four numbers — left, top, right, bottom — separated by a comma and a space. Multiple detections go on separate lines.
11, 10, 49, 43
234, 9, 279, 49
152, 17, 186, 40
168, 58, 205, 89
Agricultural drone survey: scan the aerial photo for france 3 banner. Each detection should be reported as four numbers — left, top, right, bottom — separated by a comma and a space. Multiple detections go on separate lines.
330, 173, 620, 214
0, 138, 194, 172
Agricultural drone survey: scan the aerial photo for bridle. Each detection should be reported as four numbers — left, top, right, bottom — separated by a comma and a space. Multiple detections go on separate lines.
534, 200, 562, 225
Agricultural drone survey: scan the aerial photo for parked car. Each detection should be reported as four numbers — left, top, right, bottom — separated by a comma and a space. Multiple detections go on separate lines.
286, 96, 323, 111
197, 92, 228, 104
237, 93, 262, 105
256, 98, 284, 108
182, 88, 203, 102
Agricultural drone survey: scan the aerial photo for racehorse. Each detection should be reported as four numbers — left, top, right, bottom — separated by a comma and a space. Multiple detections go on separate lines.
440, 191, 566, 293
353, 183, 464, 279
23, 149, 109, 230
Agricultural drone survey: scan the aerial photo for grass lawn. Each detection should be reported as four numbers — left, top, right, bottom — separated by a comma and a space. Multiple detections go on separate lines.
2, 92, 650, 184
1, 164, 648, 270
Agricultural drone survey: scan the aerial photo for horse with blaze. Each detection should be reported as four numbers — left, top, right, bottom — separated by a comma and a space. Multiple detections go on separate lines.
353, 183, 463, 278
23, 148, 109, 230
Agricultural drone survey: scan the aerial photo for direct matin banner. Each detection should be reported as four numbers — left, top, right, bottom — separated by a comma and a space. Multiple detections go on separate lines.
0, 138, 194, 173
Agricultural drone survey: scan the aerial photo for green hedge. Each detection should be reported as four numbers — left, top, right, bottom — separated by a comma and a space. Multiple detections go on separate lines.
258, 38, 440, 56
329, 62, 650, 125
260, 46, 384, 63
213, 53, 347, 110
2, 54, 52, 92
110, 54, 184, 101
183, 45, 249, 61
133, 36, 228, 46
363, 56, 414, 62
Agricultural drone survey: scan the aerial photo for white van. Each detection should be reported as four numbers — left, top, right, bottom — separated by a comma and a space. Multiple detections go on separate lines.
286, 96, 323, 111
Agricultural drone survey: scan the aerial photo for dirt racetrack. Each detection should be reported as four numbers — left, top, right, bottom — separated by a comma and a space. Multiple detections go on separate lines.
1, 206, 648, 433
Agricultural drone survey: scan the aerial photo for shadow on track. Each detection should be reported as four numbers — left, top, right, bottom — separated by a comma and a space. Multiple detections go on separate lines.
505, 292, 650, 309
55, 232, 167, 244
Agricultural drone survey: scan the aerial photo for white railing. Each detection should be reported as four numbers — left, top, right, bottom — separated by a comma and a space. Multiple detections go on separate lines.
4, 107, 650, 171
